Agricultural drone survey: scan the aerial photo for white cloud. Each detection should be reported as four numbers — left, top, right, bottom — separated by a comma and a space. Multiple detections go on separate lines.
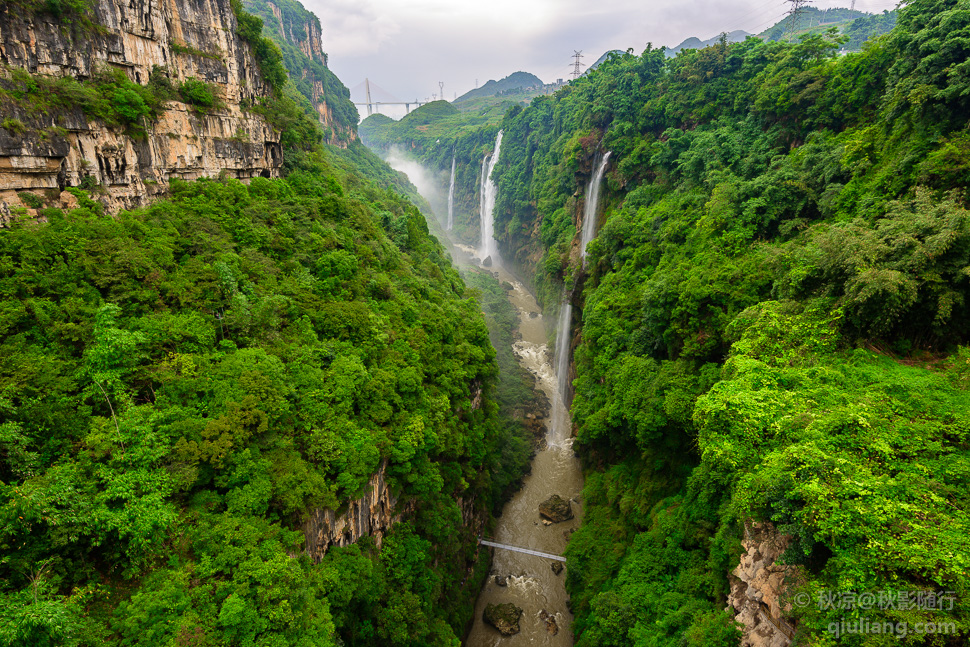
307, 0, 401, 57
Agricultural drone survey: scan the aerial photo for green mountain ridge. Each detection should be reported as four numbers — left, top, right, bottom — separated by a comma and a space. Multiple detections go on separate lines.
455, 71, 545, 103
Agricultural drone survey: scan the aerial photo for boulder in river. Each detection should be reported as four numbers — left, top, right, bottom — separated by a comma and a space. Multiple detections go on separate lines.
483, 602, 522, 635
551, 561, 564, 575
539, 494, 573, 523
495, 575, 507, 587
482, 255, 492, 267
539, 610, 560, 636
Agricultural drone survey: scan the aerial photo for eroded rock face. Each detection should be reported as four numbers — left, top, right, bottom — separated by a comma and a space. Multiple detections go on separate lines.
538, 494, 573, 523
0, 0, 282, 223
727, 522, 798, 647
483, 602, 522, 636
303, 460, 413, 561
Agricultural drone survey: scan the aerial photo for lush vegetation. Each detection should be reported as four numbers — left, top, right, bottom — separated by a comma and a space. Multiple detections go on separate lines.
230, 0, 287, 92
0, 2, 535, 646
365, 0, 970, 644
0, 138, 533, 644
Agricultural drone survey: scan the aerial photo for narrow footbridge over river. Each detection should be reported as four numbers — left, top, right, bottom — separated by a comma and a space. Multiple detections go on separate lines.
478, 538, 566, 562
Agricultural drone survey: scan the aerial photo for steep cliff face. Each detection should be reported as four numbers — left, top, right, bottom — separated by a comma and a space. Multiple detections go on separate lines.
0, 0, 282, 221
303, 458, 490, 562
243, 0, 358, 144
728, 522, 798, 647
303, 461, 413, 561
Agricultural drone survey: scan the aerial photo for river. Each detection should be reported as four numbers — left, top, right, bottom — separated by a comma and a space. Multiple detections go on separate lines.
463, 261, 584, 646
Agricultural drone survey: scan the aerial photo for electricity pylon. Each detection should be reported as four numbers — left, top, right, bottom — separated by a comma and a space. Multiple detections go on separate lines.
784, 0, 813, 41
571, 51, 585, 80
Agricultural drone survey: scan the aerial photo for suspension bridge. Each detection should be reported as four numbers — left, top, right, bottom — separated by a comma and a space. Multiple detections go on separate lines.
478, 537, 567, 562
351, 78, 428, 116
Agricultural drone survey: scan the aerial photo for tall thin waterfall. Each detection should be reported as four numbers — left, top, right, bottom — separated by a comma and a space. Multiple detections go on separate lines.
580, 151, 611, 262
447, 155, 456, 231
549, 151, 611, 442
478, 130, 504, 265
548, 299, 574, 443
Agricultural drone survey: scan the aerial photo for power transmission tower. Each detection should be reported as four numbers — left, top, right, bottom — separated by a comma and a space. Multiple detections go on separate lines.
850, 0, 856, 11
571, 50, 585, 80
439, 81, 444, 102
784, 0, 813, 42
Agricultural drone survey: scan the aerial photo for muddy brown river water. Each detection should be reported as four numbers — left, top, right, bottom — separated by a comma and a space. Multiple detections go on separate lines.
463, 262, 584, 647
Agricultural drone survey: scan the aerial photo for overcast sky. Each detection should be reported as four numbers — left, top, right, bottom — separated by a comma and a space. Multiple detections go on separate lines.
301, 0, 900, 118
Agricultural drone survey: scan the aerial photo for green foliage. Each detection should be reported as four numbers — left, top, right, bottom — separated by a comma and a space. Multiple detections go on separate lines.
357, 2, 970, 643
177, 77, 217, 110
0, 142, 518, 643
1, 118, 26, 135
0, 67, 168, 137
231, 0, 288, 92
16, 192, 44, 209
9, 0, 103, 35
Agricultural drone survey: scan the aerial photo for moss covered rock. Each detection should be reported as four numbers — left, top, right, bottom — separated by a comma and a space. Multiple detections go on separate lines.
539, 494, 573, 522
483, 602, 523, 635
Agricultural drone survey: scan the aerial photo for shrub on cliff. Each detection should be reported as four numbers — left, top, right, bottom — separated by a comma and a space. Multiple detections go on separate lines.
231, 0, 287, 92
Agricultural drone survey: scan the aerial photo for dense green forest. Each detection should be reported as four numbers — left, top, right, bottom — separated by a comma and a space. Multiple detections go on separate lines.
364, 0, 970, 644
0, 2, 535, 645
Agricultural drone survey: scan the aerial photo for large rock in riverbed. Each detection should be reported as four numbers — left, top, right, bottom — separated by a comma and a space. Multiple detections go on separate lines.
539, 610, 559, 635
539, 494, 573, 523
484, 602, 523, 635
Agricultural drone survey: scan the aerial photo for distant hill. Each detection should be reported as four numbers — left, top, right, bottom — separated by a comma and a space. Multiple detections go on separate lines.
397, 100, 459, 125
455, 71, 545, 103
667, 30, 750, 57
589, 50, 623, 72
759, 6, 896, 51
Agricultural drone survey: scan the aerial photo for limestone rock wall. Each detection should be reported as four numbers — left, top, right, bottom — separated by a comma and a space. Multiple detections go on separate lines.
0, 0, 282, 222
728, 522, 798, 647
302, 460, 489, 562
303, 461, 414, 561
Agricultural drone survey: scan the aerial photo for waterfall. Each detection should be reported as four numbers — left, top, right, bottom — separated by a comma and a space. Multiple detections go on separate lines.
548, 299, 574, 443
549, 151, 611, 442
478, 130, 504, 265
478, 156, 488, 246
447, 154, 456, 231
580, 151, 611, 263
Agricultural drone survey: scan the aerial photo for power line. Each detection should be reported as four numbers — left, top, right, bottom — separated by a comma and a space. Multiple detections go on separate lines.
719, 0, 789, 38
